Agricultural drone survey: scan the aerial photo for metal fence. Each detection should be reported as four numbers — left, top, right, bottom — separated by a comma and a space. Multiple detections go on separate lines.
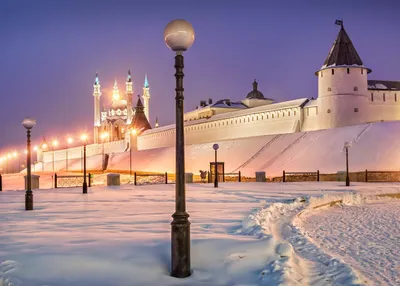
54, 173, 92, 188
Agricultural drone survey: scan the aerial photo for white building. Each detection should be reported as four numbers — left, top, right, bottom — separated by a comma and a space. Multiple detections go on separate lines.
137, 22, 400, 150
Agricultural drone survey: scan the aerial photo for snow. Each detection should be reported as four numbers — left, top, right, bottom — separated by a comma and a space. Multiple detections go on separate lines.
101, 121, 400, 178
299, 199, 400, 285
0, 178, 399, 285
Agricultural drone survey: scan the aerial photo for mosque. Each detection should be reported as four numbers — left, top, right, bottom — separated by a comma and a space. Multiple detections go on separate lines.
38, 21, 400, 168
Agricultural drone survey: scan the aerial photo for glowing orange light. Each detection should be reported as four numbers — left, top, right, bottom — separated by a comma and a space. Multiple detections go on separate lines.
67, 137, 73, 144
52, 140, 59, 147
80, 133, 88, 141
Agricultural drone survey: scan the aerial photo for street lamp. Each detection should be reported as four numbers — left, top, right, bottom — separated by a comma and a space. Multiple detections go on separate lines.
213, 144, 219, 188
344, 141, 350, 186
22, 117, 36, 211
81, 133, 88, 194
52, 139, 58, 171
66, 137, 73, 172
164, 18, 195, 278
130, 129, 137, 177
100, 132, 109, 171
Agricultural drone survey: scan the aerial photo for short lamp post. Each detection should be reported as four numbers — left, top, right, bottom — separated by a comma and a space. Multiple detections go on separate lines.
344, 141, 350, 187
101, 132, 109, 171
81, 133, 88, 194
22, 117, 36, 211
52, 139, 58, 171
164, 19, 195, 278
213, 143, 219, 188
129, 129, 137, 177
66, 137, 73, 172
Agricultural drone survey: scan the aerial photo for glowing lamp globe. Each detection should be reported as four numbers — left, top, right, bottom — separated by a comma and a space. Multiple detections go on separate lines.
22, 117, 36, 130
213, 143, 219, 151
344, 142, 350, 148
164, 19, 195, 52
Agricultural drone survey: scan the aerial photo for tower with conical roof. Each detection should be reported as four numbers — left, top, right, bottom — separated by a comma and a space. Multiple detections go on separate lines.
130, 95, 152, 134
142, 74, 151, 122
93, 72, 101, 143
315, 21, 371, 130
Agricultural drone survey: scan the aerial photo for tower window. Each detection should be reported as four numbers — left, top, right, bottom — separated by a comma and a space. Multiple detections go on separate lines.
347, 68, 350, 74
327, 87, 332, 92
395, 94, 397, 102
383, 94, 386, 102
327, 109, 331, 114
353, 87, 358, 91
332, 69, 335, 75
361, 69, 364, 75
371, 93, 374, 102
354, 108, 359, 112
321, 71, 323, 78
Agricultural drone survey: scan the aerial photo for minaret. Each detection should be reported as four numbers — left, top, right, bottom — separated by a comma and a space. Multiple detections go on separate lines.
126, 69, 134, 124
142, 74, 151, 121
155, 116, 159, 128
93, 72, 101, 143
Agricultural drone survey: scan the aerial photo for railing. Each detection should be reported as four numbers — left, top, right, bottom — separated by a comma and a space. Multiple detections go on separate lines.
223, 172, 242, 182
282, 170, 320, 182
54, 173, 92, 188
133, 172, 168, 186
365, 170, 400, 182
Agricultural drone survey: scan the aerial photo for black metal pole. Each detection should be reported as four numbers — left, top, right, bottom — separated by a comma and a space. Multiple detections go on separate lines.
214, 150, 218, 188
102, 142, 105, 171
0, 174, 2, 191
345, 147, 350, 186
83, 143, 88, 193
25, 130, 33, 210
130, 142, 132, 177
171, 53, 191, 278
52, 147, 55, 171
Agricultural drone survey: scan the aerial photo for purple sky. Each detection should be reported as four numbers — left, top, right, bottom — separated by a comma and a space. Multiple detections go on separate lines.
1, 0, 399, 151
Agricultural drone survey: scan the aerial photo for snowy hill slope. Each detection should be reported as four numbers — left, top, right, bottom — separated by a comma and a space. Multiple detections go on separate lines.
105, 121, 400, 177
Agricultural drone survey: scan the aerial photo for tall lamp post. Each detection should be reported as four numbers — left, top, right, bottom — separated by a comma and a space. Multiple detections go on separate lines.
344, 141, 350, 186
52, 139, 58, 171
66, 137, 73, 172
81, 133, 88, 194
164, 19, 195, 278
213, 144, 219, 188
22, 117, 36, 211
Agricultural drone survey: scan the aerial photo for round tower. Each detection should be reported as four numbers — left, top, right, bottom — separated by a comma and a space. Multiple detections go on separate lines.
316, 22, 371, 130
93, 72, 101, 143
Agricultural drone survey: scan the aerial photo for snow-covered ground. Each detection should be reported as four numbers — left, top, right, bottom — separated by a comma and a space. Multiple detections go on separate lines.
299, 199, 400, 285
1, 179, 399, 285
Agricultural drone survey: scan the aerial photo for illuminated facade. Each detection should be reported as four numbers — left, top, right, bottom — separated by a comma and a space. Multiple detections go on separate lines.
93, 70, 152, 143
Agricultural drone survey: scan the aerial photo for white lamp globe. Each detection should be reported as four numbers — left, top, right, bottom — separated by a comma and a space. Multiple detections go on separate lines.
344, 141, 350, 148
22, 117, 36, 130
213, 143, 219, 151
164, 19, 195, 52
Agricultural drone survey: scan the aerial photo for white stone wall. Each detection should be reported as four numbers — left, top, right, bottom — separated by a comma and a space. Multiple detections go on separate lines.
42, 140, 127, 163
138, 106, 302, 150
368, 90, 400, 123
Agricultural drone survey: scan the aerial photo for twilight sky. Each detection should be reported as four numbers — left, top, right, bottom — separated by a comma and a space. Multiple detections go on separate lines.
0, 0, 399, 150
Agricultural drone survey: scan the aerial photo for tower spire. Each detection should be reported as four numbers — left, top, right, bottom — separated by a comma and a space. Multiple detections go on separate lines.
126, 69, 134, 124
155, 116, 159, 128
112, 79, 120, 101
93, 72, 102, 143
142, 74, 151, 121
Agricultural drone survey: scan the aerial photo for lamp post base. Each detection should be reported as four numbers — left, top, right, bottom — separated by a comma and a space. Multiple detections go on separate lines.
346, 177, 350, 187
171, 212, 191, 278
25, 190, 33, 211
83, 182, 88, 194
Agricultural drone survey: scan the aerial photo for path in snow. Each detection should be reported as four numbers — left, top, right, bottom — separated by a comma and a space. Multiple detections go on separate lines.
302, 200, 400, 286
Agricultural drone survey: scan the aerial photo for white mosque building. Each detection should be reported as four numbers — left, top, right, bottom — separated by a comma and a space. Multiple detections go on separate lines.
38, 22, 400, 168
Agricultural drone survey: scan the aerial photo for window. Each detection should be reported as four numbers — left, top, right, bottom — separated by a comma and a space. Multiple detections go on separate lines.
321, 71, 323, 78
383, 94, 386, 102
327, 109, 331, 114
327, 87, 332, 92
347, 68, 350, 74
354, 108, 359, 112
396, 94, 397, 102
272, 114, 274, 119
288, 111, 291, 116
354, 86, 358, 91
332, 69, 335, 75
294, 110, 297, 116
361, 69, 364, 75
371, 93, 374, 102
